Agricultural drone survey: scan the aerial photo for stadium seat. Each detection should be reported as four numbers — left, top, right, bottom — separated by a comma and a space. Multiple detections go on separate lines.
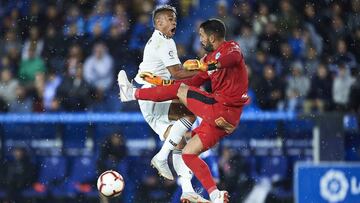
66, 156, 98, 197
23, 156, 67, 198
258, 156, 289, 182
62, 124, 89, 155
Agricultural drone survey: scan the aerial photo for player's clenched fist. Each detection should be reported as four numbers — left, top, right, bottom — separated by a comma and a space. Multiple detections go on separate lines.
139, 72, 174, 86
183, 59, 218, 71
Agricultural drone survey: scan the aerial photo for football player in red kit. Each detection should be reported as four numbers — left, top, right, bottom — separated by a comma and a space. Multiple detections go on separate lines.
118, 18, 248, 203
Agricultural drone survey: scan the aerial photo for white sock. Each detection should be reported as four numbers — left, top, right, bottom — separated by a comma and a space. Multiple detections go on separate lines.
157, 118, 192, 160
179, 176, 194, 193
210, 189, 220, 202
173, 150, 195, 193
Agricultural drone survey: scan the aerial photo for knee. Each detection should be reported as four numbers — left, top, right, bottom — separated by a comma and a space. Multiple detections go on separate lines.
176, 83, 189, 102
182, 145, 192, 154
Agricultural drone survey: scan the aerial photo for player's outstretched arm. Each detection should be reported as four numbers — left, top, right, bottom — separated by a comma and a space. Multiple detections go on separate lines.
167, 64, 198, 79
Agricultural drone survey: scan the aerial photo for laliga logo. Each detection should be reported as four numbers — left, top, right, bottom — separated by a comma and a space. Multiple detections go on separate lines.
320, 170, 349, 202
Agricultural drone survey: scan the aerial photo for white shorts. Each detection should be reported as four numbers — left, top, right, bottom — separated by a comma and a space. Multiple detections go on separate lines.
138, 84, 174, 141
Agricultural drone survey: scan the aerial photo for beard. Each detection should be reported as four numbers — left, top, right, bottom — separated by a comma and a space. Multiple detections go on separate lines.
201, 41, 214, 53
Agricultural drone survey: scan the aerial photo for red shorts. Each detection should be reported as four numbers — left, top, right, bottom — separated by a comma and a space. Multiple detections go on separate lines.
186, 87, 243, 150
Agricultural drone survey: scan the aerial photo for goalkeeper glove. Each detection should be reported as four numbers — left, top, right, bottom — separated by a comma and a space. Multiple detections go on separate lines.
183, 59, 217, 71
139, 72, 174, 86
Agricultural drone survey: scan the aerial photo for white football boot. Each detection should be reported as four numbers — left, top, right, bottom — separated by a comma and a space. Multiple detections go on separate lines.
117, 70, 135, 102
212, 191, 229, 203
150, 153, 174, 180
180, 192, 210, 203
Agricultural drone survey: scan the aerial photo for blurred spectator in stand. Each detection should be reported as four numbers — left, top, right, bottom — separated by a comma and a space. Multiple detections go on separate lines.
218, 147, 252, 202
0, 55, 18, 79
42, 24, 66, 72
18, 43, 46, 85
248, 49, 279, 75
304, 64, 333, 113
18, 1, 45, 34
252, 3, 276, 36
303, 47, 320, 77
257, 21, 282, 57
8, 85, 33, 112
56, 63, 93, 112
97, 133, 127, 174
63, 4, 86, 50
0, 68, 19, 109
4, 147, 37, 203
215, 0, 237, 38
348, 26, 360, 64
32, 72, 45, 112
5, 42, 22, 76
108, 2, 130, 69
328, 15, 346, 53
347, 0, 360, 32
285, 61, 310, 112
63, 4, 85, 37
332, 39, 357, 70
86, 0, 112, 39
128, 13, 152, 64
21, 26, 44, 60
232, 1, 253, 35
65, 44, 84, 77
278, 41, 295, 76
43, 69, 61, 112
188, 19, 205, 58
349, 68, 360, 122
0, 30, 22, 71
255, 64, 285, 110
303, 2, 322, 34
288, 27, 305, 59
111, 2, 129, 38
235, 24, 258, 60
106, 25, 127, 71
2, 8, 21, 32
44, 3, 63, 29
276, 0, 300, 36
83, 42, 113, 102
332, 63, 356, 111
302, 23, 323, 58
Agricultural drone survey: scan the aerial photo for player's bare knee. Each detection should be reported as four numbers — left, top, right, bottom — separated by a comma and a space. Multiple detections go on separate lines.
182, 145, 191, 154
176, 138, 187, 150
177, 83, 189, 105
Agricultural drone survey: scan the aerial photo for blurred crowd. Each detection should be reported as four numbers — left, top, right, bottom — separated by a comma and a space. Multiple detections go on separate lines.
0, 0, 359, 114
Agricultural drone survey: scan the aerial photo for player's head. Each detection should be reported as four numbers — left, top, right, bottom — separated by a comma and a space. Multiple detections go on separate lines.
152, 5, 177, 38
199, 18, 226, 52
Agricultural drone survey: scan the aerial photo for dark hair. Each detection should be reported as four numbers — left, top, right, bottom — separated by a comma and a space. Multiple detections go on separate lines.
199, 18, 226, 39
152, 5, 177, 25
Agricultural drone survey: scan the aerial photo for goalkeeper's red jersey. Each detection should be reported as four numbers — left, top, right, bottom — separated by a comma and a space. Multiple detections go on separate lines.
182, 41, 248, 107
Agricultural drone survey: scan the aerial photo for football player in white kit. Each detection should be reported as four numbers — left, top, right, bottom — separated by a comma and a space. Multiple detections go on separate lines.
132, 5, 209, 203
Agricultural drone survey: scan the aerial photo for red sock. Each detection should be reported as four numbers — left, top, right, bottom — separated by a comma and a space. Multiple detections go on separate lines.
182, 154, 217, 194
135, 83, 181, 102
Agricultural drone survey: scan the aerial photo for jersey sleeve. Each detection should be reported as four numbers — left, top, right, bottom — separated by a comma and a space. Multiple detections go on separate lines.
159, 39, 181, 67
175, 71, 209, 87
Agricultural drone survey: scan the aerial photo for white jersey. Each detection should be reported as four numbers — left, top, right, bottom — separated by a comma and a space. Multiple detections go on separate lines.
134, 30, 181, 85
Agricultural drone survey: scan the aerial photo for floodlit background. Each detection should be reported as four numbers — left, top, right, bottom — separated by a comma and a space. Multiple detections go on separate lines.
0, 0, 359, 203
